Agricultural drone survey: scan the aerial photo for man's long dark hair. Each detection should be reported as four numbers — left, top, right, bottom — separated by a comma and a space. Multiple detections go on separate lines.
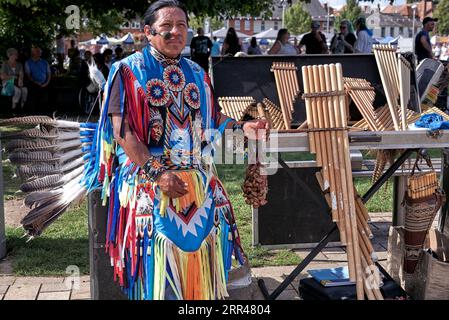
143, 0, 189, 27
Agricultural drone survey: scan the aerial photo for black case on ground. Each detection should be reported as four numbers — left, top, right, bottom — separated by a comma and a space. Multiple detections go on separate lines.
299, 277, 407, 300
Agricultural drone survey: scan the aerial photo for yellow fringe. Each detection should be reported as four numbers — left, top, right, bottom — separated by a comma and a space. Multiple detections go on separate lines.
159, 170, 206, 217
153, 228, 229, 300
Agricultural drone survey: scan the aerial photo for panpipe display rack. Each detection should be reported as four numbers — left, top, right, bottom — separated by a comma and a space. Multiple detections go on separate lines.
373, 45, 402, 131
302, 63, 383, 300
271, 62, 301, 130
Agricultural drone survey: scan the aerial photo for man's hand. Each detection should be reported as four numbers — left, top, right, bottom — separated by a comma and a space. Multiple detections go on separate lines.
156, 171, 188, 198
242, 119, 270, 141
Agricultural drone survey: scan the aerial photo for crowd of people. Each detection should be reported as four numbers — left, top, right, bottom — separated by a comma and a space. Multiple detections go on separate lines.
0, 39, 133, 113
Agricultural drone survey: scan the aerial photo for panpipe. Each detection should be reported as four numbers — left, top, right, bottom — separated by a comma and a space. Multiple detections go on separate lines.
373, 45, 401, 130
302, 63, 383, 300
404, 165, 444, 273
352, 104, 416, 132
316, 171, 382, 300
271, 62, 301, 129
398, 55, 412, 131
344, 78, 379, 131
261, 98, 287, 130
218, 96, 256, 121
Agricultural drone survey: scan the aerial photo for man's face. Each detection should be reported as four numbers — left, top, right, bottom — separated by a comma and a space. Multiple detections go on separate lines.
144, 7, 188, 58
426, 21, 435, 32
31, 47, 41, 58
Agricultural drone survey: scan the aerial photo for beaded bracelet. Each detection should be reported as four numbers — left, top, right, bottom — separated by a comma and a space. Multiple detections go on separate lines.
142, 156, 166, 182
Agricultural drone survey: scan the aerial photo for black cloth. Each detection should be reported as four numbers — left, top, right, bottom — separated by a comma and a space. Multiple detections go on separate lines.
300, 32, 327, 54
415, 30, 432, 63
330, 33, 356, 54
190, 35, 213, 72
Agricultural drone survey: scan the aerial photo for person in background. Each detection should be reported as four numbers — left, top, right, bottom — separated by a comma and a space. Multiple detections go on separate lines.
330, 19, 356, 54
299, 22, 328, 54
268, 28, 298, 55
354, 16, 373, 53
112, 46, 124, 64
221, 27, 242, 56
68, 48, 82, 76
80, 50, 92, 88
25, 45, 51, 112
247, 37, 262, 55
415, 17, 438, 63
103, 48, 113, 69
67, 39, 77, 61
93, 52, 109, 80
1, 48, 28, 109
190, 27, 213, 72
56, 33, 65, 73
211, 36, 221, 57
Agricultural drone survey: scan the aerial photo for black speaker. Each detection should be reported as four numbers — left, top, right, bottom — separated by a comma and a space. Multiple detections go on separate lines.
88, 189, 128, 300
256, 166, 339, 246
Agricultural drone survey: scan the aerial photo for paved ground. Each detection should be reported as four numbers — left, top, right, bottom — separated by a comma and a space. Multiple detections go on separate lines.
0, 212, 392, 300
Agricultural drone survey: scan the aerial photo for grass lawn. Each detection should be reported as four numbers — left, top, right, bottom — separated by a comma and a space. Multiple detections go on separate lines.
3, 160, 393, 276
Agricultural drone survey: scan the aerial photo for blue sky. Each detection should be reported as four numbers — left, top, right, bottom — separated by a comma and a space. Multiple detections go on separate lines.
319, 0, 406, 8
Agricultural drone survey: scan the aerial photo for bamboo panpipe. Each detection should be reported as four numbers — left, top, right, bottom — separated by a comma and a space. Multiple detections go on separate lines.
317, 172, 382, 300
373, 45, 401, 130
302, 63, 365, 299
398, 55, 411, 130
271, 62, 300, 129
218, 97, 256, 121
344, 78, 380, 131
261, 98, 286, 130
407, 171, 439, 199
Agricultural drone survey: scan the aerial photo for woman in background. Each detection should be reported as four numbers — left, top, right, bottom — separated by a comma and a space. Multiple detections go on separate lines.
221, 27, 242, 56
1, 48, 27, 110
268, 29, 298, 55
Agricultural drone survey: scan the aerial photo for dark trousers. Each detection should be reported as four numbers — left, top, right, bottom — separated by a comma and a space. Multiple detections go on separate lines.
26, 83, 49, 114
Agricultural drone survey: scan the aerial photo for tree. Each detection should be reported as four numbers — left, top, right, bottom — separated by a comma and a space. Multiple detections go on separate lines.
189, 16, 224, 33
0, 0, 276, 59
435, 0, 449, 35
335, 0, 363, 30
285, 2, 312, 35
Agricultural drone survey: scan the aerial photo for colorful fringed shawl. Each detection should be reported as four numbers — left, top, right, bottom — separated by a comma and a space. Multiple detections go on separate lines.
83, 45, 245, 300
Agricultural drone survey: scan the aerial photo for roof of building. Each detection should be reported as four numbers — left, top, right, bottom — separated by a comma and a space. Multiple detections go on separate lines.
367, 12, 418, 28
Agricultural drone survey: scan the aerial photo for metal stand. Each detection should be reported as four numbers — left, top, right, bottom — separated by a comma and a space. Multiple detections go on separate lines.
257, 148, 418, 300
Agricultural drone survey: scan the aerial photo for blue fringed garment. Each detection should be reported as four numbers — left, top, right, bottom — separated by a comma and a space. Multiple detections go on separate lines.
83, 45, 245, 300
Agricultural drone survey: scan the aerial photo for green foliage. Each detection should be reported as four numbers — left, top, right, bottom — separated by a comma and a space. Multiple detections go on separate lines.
285, 2, 312, 35
436, 0, 449, 35
189, 16, 225, 33
335, 0, 363, 30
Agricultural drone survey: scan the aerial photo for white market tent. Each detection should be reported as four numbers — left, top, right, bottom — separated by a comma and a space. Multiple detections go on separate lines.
253, 28, 279, 39
79, 34, 125, 46
212, 27, 250, 39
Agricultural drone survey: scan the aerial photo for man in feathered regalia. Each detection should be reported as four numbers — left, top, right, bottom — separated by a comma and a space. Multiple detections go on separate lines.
93, 0, 269, 300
